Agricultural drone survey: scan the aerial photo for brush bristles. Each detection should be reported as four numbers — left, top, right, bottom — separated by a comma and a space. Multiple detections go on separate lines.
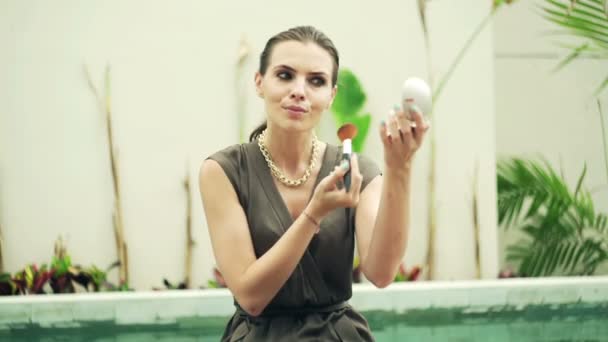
337, 123, 358, 141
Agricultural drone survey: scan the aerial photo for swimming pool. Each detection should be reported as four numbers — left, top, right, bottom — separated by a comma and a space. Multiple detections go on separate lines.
1, 277, 607, 341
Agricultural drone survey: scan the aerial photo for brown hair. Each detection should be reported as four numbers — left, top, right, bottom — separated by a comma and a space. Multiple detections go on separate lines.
248, 26, 340, 142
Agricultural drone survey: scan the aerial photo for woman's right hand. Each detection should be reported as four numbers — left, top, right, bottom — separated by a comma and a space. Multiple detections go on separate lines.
305, 153, 363, 222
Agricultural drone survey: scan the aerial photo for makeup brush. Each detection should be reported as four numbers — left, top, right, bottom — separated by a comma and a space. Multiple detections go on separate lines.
337, 123, 358, 191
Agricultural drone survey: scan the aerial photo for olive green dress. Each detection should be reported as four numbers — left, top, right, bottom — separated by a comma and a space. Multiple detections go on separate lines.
208, 141, 381, 342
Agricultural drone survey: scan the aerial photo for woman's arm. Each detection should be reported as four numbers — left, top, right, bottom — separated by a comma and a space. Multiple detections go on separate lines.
355, 171, 411, 288
355, 108, 429, 287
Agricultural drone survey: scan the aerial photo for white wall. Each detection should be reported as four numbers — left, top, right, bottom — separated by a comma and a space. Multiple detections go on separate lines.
493, 0, 608, 273
0, 0, 498, 289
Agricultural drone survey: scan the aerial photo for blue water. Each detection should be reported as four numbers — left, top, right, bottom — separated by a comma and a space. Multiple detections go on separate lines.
3, 302, 607, 341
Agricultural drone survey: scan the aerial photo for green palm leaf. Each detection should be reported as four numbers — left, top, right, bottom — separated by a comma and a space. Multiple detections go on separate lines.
497, 157, 573, 228
507, 238, 607, 276
541, 0, 608, 94
498, 156, 608, 276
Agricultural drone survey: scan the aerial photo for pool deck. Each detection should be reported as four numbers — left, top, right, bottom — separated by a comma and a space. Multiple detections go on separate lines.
1, 276, 607, 328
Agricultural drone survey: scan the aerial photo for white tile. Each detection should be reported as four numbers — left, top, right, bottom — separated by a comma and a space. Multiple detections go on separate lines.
469, 288, 508, 307
31, 302, 73, 324
506, 288, 543, 306
430, 289, 470, 308
579, 287, 608, 303
0, 303, 31, 325
72, 301, 115, 322
540, 287, 581, 304
115, 300, 157, 324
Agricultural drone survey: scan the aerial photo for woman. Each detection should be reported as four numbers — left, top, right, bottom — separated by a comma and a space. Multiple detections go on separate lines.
199, 26, 429, 341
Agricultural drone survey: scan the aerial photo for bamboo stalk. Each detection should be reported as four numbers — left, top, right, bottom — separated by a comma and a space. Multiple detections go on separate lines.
418, 0, 437, 280
417, 1, 500, 280
84, 64, 129, 285
472, 159, 481, 279
113, 208, 128, 283
54, 236, 67, 259
235, 35, 252, 143
0, 223, 4, 273
426, 138, 437, 280
598, 99, 608, 183
183, 163, 195, 289
122, 242, 128, 283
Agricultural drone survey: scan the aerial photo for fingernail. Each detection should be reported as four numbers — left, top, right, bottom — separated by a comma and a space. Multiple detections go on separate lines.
410, 104, 421, 114
393, 104, 401, 112
340, 160, 350, 170
380, 120, 386, 127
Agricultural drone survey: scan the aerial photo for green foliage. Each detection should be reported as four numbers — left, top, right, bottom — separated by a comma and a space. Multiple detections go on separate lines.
497, 157, 608, 276
332, 69, 366, 115
84, 261, 122, 292
206, 280, 222, 289
7, 264, 55, 295
541, 0, 608, 95
51, 254, 72, 277
0, 253, 128, 296
159, 278, 186, 290
493, 0, 518, 9
394, 264, 421, 282
206, 267, 226, 289
331, 69, 372, 153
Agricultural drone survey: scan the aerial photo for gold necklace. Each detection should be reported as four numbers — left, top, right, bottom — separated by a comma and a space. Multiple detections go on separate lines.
258, 129, 319, 187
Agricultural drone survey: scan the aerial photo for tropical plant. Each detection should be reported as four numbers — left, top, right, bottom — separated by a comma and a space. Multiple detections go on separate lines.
541, 0, 608, 95
85, 262, 124, 291
416, 0, 520, 280
206, 267, 227, 289
153, 278, 187, 290
49, 254, 79, 293
0, 250, 127, 296
541, 0, 608, 184
330, 69, 372, 153
10, 264, 55, 295
0, 224, 4, 274
351, 258, 420, 283
50, 256, 124, 293
352, 256, 362, 283
393, 264, 422, 282
413, 0, 606, 279
497, 157, 608, 276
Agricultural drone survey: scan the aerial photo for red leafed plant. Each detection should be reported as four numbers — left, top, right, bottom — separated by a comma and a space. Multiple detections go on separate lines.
394, 264, 422, 282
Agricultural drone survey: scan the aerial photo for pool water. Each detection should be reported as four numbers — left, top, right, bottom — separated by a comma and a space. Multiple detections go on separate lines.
4, 302, 607, 341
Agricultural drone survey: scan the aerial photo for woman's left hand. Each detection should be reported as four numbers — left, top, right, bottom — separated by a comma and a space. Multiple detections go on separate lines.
380, 104, 430, 172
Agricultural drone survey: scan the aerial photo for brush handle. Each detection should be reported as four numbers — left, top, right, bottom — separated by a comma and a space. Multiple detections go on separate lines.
342, 153, 351, 191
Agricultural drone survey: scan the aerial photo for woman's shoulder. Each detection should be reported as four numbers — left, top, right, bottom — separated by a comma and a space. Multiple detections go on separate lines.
206, 142, 257, 163
201, 142, 257, 199
203, 141, 260, 181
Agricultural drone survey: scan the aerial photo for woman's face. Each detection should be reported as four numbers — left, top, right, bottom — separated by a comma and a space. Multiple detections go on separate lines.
255, 40, 336, 133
